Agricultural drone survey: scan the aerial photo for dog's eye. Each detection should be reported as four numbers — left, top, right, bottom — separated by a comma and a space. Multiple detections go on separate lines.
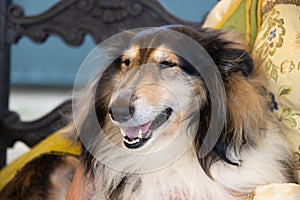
122, 59, 130, 67
160, 61, 177, 68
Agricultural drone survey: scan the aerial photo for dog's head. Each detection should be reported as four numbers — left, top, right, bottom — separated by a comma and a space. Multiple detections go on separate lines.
106, 44, 206, 150
76, 25, 267, 175
108, 50, 194, 148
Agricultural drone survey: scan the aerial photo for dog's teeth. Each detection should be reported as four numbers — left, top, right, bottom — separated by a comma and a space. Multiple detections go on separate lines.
120, 128, 126, 137
133, 138, 140, 144
123, 137, 141, 145
138, 128, 142, 138
124, 137, 129, 143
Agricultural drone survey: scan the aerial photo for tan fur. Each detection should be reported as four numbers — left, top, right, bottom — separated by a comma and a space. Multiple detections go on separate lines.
225, 70, 268, 146
66, 164, 93, 200
150, 48, 180, 65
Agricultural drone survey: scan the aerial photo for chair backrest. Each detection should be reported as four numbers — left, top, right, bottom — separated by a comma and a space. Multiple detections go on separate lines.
0, 0, 202, 168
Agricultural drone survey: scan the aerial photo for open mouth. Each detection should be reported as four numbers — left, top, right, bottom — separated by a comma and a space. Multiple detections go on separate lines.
120, 108, 173, 149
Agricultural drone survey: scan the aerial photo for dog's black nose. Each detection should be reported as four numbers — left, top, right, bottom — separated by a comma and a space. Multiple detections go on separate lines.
109, 98, 134, 123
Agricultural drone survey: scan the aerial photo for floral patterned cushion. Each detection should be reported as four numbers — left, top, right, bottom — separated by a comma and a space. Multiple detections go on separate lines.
252, 2, 300, 180
204, 0, 300, 181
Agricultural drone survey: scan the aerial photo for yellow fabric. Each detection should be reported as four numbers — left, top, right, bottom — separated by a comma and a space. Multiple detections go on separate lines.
0, 128, 81, 190
256, 0, 263, 33
215, 0, 244, 30
252, 3, 300, 180
204, 0, 261, 50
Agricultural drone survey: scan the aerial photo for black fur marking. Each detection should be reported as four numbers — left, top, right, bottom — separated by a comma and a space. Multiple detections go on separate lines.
278, 159, 298, 184
108, 176, 128, 199
195, 97, 240, 178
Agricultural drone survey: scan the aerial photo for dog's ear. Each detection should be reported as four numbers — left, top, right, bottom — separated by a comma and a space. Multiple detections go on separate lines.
216, 48, 254, 79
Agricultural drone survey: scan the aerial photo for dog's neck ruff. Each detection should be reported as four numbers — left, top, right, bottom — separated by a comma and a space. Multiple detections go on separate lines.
91, 148, 235, 200
87, 128, 293, 200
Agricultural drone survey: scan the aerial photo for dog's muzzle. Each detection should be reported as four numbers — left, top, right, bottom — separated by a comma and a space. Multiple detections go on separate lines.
109, 100, 173, 149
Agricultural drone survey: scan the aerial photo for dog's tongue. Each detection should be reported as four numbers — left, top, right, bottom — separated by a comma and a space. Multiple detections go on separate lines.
124, 127, 139, 138
124, 121, 151, 139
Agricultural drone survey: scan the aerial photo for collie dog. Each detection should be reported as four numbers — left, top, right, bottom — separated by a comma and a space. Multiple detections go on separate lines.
0, 25, 296, 200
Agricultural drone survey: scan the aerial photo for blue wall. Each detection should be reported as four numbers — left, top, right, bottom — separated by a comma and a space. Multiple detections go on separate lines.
11, 0, 216, 87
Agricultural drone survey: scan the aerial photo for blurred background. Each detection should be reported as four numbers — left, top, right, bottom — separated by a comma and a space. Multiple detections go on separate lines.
8, 0, 217, 163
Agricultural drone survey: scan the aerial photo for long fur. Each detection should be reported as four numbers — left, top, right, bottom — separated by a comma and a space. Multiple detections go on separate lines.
0, 25, 296, 200
69, 25, 296, 200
